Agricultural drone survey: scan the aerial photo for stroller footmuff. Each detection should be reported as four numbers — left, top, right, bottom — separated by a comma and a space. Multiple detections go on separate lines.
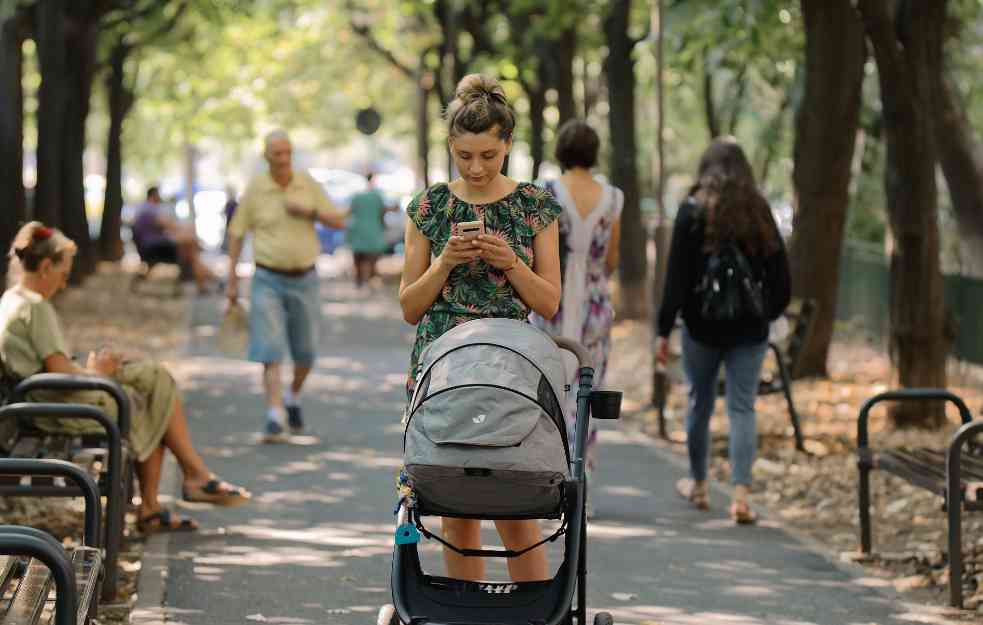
392, 318, 620, 625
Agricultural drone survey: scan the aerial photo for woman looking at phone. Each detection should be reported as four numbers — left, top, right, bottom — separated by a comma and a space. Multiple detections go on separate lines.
398, 73, 562, 583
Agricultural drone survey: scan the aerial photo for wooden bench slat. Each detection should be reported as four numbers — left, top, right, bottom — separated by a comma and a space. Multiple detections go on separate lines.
9, 436, 43, 459
3, 557, 53, 625
0, 555, 22, 598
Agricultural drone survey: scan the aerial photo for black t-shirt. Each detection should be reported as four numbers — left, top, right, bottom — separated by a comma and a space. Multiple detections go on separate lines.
657, 198, 791, 348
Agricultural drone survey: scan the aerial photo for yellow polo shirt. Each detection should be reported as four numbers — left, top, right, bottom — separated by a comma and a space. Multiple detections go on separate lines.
230, 170, 336, 270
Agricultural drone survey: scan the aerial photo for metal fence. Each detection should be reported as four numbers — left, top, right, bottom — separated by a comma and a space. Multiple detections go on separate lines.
836, 240, 983, 365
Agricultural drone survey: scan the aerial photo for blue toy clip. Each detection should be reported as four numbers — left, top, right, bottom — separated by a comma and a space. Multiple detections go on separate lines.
395, 523, 421, 545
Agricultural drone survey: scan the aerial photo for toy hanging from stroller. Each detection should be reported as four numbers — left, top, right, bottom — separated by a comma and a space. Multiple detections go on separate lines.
388, 318, 622, 625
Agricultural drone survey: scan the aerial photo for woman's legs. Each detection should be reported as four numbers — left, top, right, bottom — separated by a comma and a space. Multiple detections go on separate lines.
160, 396, 213, 488
722, 340, 769, 490
442, 517, 485, 581
135, 445, 165, 516
494, 520, 548, 582
441, 518, 549, 583
681, 329, 723, 485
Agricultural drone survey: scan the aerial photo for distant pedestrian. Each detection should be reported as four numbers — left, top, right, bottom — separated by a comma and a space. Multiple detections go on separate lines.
530, 120, 622, 508
221, 186, 238, 252
656, 137, 790, 524
133, 186, 219, 293
225, 129, 346, 443
346, 172, 393, 287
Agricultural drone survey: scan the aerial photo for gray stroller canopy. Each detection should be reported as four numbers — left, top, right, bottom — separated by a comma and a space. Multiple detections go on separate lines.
409, 318, 569, 423
404, 318, 572, 518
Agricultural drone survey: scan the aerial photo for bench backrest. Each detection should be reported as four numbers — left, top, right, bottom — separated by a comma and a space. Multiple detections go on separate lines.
775, 297, 817, 379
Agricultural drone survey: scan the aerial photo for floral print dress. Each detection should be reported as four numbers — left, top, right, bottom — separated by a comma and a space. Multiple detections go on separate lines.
405, 182, 562, 399
530, 179, 623, 464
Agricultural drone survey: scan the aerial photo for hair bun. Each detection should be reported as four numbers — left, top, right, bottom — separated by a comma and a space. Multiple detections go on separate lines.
454, 74, 507, 104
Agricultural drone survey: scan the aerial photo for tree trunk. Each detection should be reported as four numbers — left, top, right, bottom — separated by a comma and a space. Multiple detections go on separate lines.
59, 8, 98, 280
933, 72, 983, 275
857, 0, 949, 427
0, 12, 26, 287
416, 70, 432, 189
702, 46, 720, 140
788, 0, 866, 378
553, 26, 577, 125
34, 0, 69, 228
528, 81, 546, 180
99, 39, 133, 262
605, 0, 647, 319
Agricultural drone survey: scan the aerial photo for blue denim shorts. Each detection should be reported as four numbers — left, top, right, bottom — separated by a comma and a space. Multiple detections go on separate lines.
248, 266, 320, 366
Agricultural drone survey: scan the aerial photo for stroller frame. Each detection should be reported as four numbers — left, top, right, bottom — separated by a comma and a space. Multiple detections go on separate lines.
391, 336, 614, 625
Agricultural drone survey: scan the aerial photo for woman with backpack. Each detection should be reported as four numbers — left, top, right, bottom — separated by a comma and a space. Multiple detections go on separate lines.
655, 137, 790, 524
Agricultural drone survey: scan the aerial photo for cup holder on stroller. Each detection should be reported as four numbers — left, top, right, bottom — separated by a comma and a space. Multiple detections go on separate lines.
589, 390, 622, 420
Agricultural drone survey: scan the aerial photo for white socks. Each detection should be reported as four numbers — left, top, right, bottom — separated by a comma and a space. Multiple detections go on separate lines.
283, 388, 300, 408
267, 406, 286, 425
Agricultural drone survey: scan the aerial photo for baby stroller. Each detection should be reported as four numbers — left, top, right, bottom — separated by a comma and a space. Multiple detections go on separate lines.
389, 318, 622, 625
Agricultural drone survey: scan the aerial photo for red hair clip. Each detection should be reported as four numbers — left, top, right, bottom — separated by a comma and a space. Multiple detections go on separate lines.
33, 226, 53, 241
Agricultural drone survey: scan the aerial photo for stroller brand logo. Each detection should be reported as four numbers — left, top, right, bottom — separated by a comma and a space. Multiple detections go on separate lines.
473, 414, 487, 424
481, 583, 518, 594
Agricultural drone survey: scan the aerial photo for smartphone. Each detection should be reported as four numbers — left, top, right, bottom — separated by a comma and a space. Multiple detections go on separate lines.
454, 220, 485, 237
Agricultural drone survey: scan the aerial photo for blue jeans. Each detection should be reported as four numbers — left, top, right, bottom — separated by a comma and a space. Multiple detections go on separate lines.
681, 327, 768, 486
248, 267, 321, 366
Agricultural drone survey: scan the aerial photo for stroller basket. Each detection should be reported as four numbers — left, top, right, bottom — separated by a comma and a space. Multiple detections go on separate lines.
403, 319, 571, 519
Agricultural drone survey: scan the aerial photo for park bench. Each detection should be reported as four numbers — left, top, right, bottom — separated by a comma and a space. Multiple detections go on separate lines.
0, 375, 132, 602
652, 297, 817, 452
856, 388, 983, 608
0, 458, 103, 625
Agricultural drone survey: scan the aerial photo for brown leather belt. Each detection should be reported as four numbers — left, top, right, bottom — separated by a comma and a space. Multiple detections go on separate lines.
256, 263, 315, 277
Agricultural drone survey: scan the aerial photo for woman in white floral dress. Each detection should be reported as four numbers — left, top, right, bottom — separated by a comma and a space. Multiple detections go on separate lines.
531, 120, 622, 476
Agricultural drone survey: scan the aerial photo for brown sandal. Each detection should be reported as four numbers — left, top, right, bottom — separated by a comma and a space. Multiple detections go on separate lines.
137, 509, 198, 534
183, 476, 252, 507
730, 501, 758, 525
676, 478, 709, 511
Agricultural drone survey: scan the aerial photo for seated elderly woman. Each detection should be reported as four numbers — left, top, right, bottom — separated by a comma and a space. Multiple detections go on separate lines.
0, 221, 250, 533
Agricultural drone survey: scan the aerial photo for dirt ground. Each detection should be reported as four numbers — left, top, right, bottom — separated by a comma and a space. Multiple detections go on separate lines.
607, 319, 983, 616
0, 262, 192, 623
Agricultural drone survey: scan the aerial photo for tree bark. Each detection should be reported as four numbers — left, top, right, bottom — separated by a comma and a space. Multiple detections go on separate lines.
99, 38, 133, 262
605, 0, 647, 319
702, 46, 720, 140
552, 26, 577, 125
0, 12, 26, 287
34, 0, 69, 229
857, 0, 949, 427
788, 0, 866, 378
59, 6, 99, 280
417, 71, 431, 188
933, 73, 983, 275
528, 82, 546, 180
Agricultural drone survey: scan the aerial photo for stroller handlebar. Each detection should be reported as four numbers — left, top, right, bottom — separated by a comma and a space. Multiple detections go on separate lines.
552, 336, 593, 371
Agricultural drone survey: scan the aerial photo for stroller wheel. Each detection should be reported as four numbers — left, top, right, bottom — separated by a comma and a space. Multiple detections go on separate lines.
594, 612, 614, 625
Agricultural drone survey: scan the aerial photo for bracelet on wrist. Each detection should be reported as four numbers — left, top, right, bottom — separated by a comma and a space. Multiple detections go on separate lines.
505, 255, 521, 272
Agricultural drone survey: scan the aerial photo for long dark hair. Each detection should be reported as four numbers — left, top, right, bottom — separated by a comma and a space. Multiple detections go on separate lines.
689, 137, 780, 257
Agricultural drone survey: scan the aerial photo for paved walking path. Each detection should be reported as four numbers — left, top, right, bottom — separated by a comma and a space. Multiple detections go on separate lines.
131, 258, 951, 625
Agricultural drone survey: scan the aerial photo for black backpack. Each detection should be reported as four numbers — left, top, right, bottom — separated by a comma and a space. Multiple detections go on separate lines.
694, 241, 767, 322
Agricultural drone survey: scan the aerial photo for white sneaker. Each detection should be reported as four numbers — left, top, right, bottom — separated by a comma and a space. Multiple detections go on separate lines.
377, 604, 399, 625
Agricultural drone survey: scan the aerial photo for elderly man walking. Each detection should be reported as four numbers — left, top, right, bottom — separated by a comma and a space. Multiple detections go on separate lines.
226, 130, 345, 442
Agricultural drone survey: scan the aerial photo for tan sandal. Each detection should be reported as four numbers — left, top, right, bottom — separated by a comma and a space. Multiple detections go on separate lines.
730, 500, 758, 525
675, 478, 709, 511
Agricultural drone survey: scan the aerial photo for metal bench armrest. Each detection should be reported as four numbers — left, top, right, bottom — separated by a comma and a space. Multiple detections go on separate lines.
856, 388, 973, 450
13, 374, 130, 438
0, 459, 102, 548
0, 533, 78, 625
